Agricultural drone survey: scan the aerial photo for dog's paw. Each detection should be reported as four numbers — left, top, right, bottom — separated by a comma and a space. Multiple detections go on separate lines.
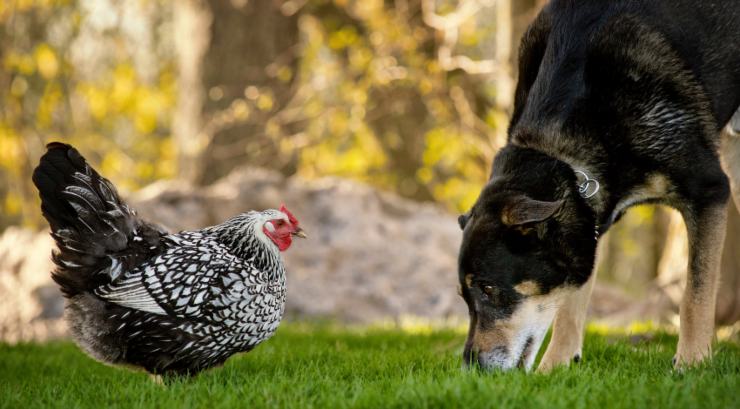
672, 348, 712, 369
537, 354, 580, 373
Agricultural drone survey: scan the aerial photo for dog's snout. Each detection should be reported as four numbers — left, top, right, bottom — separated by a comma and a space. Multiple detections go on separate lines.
476, 345, 510, 370
463, 344, 478, 368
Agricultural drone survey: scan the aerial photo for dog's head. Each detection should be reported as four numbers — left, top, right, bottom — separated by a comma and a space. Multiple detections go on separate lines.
458, 148, 597, 371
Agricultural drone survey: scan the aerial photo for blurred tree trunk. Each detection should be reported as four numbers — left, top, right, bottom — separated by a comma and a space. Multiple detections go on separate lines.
656, 202, 740, 325
490, 0, 546, 143
717, 203, 740, 324
174, 0, 211, 183
174, 0, 301, 184
508, 0, 549, 79
596, 207, 669, 296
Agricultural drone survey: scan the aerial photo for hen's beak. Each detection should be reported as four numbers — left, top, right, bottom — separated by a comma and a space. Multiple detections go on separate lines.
292, 228, 307, 238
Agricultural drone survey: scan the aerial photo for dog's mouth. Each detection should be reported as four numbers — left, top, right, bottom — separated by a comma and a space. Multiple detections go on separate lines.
516, 336, 535, 369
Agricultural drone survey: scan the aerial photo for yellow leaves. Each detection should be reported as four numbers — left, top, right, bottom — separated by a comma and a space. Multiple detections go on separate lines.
10, 77, 28, 97
276, 66, 293, 83
0, 2, 177, 230
36, 82, 62, 129
100, 150, 126, 178
243, 86, 274, 112
77, 63, 175, 133
135, 161, 154, 180
291, 4, 501, 212
459, 20, 482, 47
34, 44, 59, 79
256, 93, 274, 112
348, 47, 372, 72
421, 128, 447, 166
0, 125, 22, 173
4, 51, 36, 76
156, 138, 176, 179
416, 167, 433, 184
328, 111, 349, 136
419, 127, 488, 211
4, 191, 22, 217
78, 84, 108, 120
0, 126, 25, 219
328, 26, 359, 50
418, 78, 434, 95
432, 178, 480, 212
111, 64, 136, 111
231, 99, 250, 120
134, 87, 166, 133
485, 109, 508, 130
299, 124, 386, 181
65, 64, 176, 191
4, 44, 59, 79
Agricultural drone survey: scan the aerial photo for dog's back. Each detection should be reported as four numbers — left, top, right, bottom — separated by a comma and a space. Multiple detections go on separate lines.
513, 0, 740, 134
617, 0, 740, 125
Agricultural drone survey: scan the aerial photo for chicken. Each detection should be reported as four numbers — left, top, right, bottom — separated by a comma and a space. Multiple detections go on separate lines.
32, 142, 305, 376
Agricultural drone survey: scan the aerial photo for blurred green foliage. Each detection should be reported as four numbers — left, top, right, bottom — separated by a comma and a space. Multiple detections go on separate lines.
0, 0, 176, 230
0, 0, 505, 231
292, 0, 500, 209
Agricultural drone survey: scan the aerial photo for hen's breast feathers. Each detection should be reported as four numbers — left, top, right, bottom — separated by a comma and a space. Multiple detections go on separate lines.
95, 230, 285, 330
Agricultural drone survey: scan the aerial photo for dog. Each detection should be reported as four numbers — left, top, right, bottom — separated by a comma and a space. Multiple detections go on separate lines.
457, 0, 740, 372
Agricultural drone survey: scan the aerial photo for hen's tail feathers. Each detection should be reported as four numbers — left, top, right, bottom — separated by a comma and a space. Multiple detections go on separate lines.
32, 142, 164, 297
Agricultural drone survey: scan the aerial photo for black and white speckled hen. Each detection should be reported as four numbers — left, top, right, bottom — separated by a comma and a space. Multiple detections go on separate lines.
32, 142, 305, 376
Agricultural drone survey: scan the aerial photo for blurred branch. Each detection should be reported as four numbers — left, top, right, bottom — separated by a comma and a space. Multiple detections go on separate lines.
280, 0, 308, 16
421, 0, 502, 75
449, 86, 498, 159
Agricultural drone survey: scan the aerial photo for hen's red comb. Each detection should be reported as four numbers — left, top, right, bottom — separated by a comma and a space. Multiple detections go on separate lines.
280, 204, 299, 226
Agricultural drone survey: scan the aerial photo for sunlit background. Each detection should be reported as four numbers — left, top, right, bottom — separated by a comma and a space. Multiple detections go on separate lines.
1, 0, 738, 342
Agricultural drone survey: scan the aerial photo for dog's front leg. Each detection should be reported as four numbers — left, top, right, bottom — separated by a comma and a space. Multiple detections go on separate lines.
675, 202, 727, 367
537, 270, 597, 372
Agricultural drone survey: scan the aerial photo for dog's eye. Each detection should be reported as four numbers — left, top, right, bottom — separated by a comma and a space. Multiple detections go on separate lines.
482, 285, 495, 297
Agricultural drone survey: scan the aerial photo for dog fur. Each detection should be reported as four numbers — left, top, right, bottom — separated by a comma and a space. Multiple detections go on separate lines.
458, 0, 740, 371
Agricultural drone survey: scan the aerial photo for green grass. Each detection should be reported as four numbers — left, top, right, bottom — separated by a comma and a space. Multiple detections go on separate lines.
1, 323, 738, 409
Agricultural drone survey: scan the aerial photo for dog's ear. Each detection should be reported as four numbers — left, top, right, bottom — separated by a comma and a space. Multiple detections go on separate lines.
501, 195, 564, 226
458, 213, 470, 230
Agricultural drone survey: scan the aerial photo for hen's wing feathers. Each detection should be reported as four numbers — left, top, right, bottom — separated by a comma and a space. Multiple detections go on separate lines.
96, 269, 168, 315
32, 142, 168, 296
96, 236, 269, 323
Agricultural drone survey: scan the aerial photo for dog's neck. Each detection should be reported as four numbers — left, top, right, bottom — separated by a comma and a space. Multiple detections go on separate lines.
549, 157, 623, 235
499, 144, 613, 235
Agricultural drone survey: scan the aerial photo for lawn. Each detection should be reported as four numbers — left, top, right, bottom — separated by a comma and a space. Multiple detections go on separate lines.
1, 323, 738, 409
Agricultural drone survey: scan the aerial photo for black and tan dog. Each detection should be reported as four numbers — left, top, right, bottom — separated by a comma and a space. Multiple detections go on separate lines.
458, 0, 740, 371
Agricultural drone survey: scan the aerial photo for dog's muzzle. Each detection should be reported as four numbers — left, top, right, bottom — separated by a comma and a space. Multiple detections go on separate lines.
463, 293, 564, 371
464, 337, 540, 371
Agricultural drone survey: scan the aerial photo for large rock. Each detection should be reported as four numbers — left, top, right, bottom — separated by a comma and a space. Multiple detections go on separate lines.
133, 167, 467, 323
0, 168, 468, 341
0, 227, 66, 342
